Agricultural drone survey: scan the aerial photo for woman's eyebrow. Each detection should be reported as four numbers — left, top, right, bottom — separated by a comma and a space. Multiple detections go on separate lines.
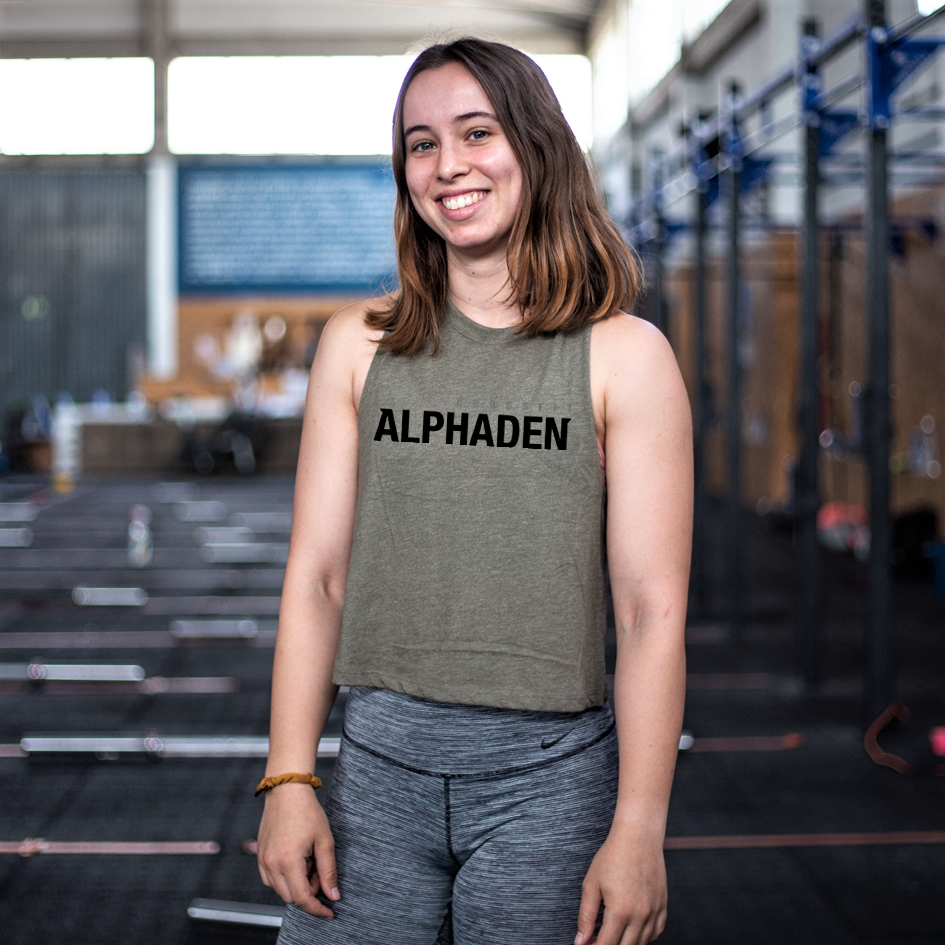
404, 111, 498, 138
453, 110, 498, 124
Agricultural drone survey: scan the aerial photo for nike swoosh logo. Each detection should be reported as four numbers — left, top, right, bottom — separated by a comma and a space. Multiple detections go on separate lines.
541, 732, 569, 749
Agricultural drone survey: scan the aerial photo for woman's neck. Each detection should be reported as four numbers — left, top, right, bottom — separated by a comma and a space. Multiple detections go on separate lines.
446, 247, 523, 329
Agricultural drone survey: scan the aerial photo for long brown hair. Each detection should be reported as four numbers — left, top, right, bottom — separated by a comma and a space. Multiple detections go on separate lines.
368, 37, 640, 355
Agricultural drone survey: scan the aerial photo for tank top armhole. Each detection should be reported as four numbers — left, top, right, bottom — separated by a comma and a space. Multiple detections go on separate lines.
355, 330, 388, 417
582, 324, 602, 473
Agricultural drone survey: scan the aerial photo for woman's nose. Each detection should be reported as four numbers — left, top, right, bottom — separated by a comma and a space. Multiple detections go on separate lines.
436, 141, 468, 181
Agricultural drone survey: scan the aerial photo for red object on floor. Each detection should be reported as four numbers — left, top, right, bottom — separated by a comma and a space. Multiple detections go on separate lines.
931, 727, 945, 756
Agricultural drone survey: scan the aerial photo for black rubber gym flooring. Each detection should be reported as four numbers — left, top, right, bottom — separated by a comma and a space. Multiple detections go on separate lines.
0, 475, 942, 944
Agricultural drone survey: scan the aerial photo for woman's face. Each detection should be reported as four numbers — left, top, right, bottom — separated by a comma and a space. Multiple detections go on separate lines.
402, 62, 524, 260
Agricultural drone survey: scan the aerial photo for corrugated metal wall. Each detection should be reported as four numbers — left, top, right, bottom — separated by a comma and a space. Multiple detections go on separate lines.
0, 167, 147, 423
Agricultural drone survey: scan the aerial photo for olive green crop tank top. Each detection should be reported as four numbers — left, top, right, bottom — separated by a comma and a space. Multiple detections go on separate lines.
332, 299, 607, 712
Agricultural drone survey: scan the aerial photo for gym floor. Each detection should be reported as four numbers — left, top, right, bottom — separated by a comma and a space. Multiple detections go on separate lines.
0, 475, 942, 945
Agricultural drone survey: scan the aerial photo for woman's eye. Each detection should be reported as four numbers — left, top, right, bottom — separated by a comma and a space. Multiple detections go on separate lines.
411, 140, 435, 152
469, 129, 489, 141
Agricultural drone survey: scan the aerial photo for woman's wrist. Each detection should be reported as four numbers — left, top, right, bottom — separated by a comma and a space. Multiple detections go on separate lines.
609, 806, 667, 842
256, 771, 322, 796
261, 781, 321, 804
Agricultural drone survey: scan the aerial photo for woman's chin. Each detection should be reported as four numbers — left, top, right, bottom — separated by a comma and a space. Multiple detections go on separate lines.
444, 231, 510, 260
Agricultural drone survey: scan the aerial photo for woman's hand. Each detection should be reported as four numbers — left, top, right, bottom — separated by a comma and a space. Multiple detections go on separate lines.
257, 783, 340, 918
574, 828, 668, 945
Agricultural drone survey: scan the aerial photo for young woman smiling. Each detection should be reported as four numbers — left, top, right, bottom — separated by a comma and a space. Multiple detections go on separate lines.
257, 37, 692, 945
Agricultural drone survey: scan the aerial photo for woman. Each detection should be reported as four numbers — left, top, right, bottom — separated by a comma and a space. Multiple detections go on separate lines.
257, 37, 692, 945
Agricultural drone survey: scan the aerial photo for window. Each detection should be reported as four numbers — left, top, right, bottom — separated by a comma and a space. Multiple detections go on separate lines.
0, 58, 154, 155
168, 54, 592, 155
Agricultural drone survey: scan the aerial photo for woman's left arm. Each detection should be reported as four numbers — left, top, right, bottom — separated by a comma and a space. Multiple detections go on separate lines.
575, 314, 693, 945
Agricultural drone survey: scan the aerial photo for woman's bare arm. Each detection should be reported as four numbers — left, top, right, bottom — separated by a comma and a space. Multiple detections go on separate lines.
257, 302, 379, 919
577, 313, 693, 945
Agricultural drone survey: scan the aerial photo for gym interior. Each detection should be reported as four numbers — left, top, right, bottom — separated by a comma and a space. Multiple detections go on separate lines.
0, 1, 943, 942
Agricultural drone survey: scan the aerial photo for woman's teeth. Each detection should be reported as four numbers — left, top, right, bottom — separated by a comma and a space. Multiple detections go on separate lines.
442, 192, 485, 210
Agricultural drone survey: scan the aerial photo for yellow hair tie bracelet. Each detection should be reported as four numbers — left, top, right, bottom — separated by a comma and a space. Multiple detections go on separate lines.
255, 772, 323, 797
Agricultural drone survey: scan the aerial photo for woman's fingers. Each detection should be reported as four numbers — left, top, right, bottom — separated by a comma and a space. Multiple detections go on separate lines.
591, 904, 666, 945
258, 836, 336, 917
258, 861, 296, 914
654, 908, 667, 939
593, 907, 630, 945
312, 831, 341, 902
574, 880, 602, 945
285, 855, 334, 918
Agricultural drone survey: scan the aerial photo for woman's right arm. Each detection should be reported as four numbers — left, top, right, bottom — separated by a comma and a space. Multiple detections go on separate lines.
256, 303, 376, 919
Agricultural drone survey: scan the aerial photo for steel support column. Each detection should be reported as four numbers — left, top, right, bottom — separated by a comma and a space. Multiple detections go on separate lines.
146, 156, 178, 377
142, 0, 169, 156
651, 152, 668, 336
690, 128, 710, 617
724, 83, 744, 638
143, 0, 177, 377
798, 19, 825, 689
864, 0, 895, 722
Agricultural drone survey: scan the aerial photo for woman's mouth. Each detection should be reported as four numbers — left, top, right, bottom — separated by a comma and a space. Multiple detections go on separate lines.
440, 191, 487, 211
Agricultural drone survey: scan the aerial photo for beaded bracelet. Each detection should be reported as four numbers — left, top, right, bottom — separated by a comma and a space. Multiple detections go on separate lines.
255, 772, 323, 797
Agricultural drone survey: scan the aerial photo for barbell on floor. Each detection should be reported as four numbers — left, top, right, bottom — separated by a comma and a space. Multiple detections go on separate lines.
187, 898, 284, 928
8, 734, 341, 760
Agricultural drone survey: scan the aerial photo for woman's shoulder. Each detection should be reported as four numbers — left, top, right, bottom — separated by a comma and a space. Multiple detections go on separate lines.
314, 297, 389, 373
321, 296, 390, 348
308, 297, 390, 406
589, 310, 689, 428
590, 310, 677, 380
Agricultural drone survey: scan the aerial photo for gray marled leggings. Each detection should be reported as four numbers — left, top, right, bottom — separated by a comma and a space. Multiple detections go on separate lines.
277, 685, 619, 945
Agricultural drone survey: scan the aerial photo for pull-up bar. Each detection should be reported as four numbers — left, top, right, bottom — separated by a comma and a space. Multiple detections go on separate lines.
632, 0, 945, 724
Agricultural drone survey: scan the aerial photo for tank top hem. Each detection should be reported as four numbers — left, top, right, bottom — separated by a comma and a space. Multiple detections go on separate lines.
330, 671, 606, 714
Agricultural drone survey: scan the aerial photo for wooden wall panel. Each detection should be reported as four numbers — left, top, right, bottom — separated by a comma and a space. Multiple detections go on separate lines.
140, 296, 359, 404
175, 296, 348, 378
663, 193, 945, 535
667, 233, 800, 511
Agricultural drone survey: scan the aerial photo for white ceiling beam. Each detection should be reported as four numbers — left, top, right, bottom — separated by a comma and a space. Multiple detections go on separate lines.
0, 39, 144, 57
0, 32, 585, 57
0, 0, 602, 55
141, 0, 169, 154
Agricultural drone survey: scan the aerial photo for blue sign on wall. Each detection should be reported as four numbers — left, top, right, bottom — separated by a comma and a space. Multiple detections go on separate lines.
178, 161, 397, 295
